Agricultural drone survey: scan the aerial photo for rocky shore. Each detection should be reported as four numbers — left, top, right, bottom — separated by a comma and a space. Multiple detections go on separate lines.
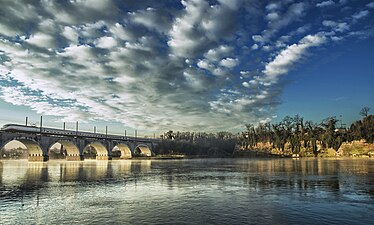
233, 140, 374, 158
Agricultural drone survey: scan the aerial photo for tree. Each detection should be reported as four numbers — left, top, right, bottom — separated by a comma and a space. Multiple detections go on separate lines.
360, 107, 370, 118
165, 130, 174, 140
321, 117, 341, 150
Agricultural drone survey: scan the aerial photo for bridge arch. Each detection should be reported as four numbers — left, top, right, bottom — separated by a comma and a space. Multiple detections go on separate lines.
84, 142, 108, 160
48, 140, 80, 161
112, 144, 132, 159
134, 144, 152, 157
0, 139, 44, 161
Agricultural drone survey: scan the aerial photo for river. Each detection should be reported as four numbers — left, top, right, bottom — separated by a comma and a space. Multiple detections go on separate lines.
0, 158, 373, 224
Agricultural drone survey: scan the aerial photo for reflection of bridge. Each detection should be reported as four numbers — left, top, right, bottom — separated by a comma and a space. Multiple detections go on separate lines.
0, 160, 152, 193
0, 125, 160, 161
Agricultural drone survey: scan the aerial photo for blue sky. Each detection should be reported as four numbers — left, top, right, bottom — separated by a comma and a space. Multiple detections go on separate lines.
0, 0, 373, 134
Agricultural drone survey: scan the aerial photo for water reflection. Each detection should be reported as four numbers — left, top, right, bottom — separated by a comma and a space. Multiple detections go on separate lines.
2, 160, 154, 182
0, 158, 373, 224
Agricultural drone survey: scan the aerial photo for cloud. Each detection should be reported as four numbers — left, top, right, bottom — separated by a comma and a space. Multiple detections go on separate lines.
25, 33, 56, 49
204, 45, 233, 61
352, 10, 369, 20
367, 2, 374, 8
129, 7, 172, 33
316, 0, 335, 8
62, 26, 79, 45
252, 35, 265, 43
219, 58, 239, 68
263, 34, 326, 82
95, 36, 117, 49
168, 0, 240, 58
265, 2, 280, 11
242, 82, 250, 88
0, 0, 372, 132
322, 20, 350, 32
255, 2, 307, 43
266, 12, 279, 21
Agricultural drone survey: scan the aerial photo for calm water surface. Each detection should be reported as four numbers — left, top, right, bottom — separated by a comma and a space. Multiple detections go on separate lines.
0, 158, 373, 224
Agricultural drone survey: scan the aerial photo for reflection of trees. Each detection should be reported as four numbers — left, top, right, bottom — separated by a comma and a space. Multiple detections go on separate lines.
239, 159, 344, 193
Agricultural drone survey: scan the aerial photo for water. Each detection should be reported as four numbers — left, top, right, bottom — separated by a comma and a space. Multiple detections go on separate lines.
0, 158, 373, 225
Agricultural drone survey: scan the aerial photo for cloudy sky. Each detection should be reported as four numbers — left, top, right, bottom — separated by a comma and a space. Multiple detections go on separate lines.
0, 0, 373, 134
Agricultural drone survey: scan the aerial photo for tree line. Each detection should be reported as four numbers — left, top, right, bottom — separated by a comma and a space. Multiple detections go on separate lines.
155, 131, 236, 156
155, 107, 373, 156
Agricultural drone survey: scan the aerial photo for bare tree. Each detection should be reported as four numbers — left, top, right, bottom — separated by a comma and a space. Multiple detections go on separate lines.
360, 107, 370, 118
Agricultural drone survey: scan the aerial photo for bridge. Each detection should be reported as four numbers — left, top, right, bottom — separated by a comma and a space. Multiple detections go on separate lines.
0, 124, 161, 162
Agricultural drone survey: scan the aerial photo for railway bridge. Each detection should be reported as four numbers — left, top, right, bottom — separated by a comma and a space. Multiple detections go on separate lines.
0, 124, 160, 161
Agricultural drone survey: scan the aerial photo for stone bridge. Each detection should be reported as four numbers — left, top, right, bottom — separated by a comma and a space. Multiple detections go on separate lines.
0, 130, 160, 161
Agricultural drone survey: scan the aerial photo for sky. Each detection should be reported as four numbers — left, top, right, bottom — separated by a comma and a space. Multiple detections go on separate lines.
0, 0, 373, 135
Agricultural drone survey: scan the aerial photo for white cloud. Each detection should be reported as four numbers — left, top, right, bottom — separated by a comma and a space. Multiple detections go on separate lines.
58, 45, 96, 61
252, 35, 265, 43
73, 0, 112, 11
219, 58, 238, 68
168, 0, 239, 57
259, 2, 307, 43
265, 3, 280, 11
95, 36, 117, 49
130, 8, 171, 33
167, 0, 209, 57
322, 20, 349, 32
266, 12, 279, 21
263, 34, 326, 82
217, 0, 241, 10
197, 59, 213, 70
109, 23, 135, 41
0, 23, 20, 37
352, 10, 369, 20
204, 45, 233, 61
242, 82, 250, 88
25, 32, 55, 48
62, 26, 79, 44
367, 2, 374, 8
240, 71, 253, 78
316, 0, 335, 7
331, 36, 343, 41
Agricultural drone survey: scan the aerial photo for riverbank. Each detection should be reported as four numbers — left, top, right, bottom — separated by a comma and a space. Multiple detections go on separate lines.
131, 154, 219, 160
233, 140, 374, 158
